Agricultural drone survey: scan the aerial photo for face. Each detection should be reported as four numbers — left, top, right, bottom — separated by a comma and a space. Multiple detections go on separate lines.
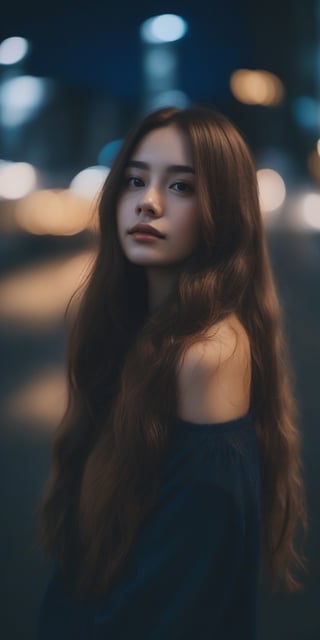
116, 125, 201, 268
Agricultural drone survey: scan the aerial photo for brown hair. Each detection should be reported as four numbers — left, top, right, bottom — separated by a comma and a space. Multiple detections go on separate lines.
38, 106, 308, 600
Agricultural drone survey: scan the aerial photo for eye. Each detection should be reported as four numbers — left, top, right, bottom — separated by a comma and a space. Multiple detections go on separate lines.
171, 181, 194, 194
126, 176, 145, 188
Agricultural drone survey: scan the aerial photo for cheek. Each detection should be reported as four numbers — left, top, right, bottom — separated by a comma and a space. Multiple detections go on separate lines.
117, 193, 133, 223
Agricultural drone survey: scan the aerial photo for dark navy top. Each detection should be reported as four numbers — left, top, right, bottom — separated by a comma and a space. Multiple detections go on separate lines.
37, 411, 262, 639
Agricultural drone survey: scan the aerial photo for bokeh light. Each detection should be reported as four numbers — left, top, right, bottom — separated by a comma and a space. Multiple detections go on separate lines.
292, 96, 320, 130
140, 14, 188, 44
143, 47, 176, 78
257, 168, 286, 213
301, 193, 320, 230
14, 189, 95, 235
0, 36, 29, 65
0, 75, 52, 127
307, 150, 320, 183
98, 139, 123, 167
0, 162, 37, 199
230, 69, 285, 106
146, 90, 190, 110
69, 166, 109, 199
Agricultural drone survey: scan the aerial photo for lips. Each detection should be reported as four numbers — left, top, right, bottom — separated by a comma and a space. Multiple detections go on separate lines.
129, 224, 165, 238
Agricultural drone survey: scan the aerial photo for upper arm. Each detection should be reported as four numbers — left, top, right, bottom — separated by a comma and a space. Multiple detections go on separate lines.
177, 319, 251, 424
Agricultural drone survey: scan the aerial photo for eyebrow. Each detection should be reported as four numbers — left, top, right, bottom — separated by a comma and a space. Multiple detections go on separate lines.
126, 160, 195, 174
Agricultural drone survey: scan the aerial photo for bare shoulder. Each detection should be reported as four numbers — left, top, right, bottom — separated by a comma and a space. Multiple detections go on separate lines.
177, 314, 252, 424
178, 313, 250, 374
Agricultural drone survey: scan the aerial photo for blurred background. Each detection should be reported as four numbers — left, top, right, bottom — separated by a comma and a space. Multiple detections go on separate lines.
0, 1, 319, 638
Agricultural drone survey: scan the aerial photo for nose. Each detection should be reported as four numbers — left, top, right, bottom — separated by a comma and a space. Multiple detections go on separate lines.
136, 185, 162, 217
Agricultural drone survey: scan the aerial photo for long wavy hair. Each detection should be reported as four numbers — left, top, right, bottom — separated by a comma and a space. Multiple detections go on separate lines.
38, 105, 308, 600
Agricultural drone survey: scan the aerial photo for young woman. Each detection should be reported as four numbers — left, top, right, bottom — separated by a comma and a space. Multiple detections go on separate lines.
37, 106, 308, 639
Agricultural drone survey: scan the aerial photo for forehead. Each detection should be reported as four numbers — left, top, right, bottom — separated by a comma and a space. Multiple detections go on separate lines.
131, 125, 192, 166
